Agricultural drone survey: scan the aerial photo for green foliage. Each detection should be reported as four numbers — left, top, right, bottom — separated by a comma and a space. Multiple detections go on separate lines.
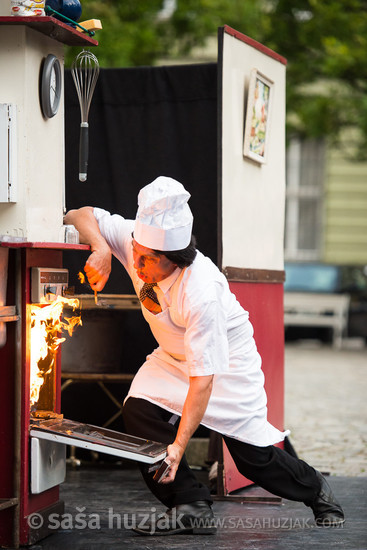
65, 0, 264, 67
65, 0, 165, 67
262, 0, 367, 155
67, 0, 367, 155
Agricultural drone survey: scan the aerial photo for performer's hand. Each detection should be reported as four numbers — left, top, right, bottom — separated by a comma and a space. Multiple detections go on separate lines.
159, 442, 185, 484
84, 246, 111, 292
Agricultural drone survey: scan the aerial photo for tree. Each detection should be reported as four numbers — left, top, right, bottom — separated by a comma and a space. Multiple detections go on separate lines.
65, 0, 264, 67
262, 0, 367, 157
66, 0, 367, 157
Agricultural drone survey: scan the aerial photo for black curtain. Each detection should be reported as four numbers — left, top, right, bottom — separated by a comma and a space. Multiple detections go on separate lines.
64, 63, 218, 294
61, 64, 218, 431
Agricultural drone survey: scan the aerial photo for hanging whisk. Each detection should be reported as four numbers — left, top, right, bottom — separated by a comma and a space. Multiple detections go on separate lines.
71, 50, 100, 182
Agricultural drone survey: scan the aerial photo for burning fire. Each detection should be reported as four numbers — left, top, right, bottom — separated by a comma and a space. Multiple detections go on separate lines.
30, 296, 81, 407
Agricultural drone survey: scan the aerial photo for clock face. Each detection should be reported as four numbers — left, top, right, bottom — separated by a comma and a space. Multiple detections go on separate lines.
50, 66, 57, 108
40, 55, 62, 119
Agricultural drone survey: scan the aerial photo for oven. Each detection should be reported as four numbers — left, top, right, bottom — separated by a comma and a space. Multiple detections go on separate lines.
0, 243, 166, 547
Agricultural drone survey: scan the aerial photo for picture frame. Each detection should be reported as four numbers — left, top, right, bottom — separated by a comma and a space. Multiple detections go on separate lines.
243, 69, 274, 164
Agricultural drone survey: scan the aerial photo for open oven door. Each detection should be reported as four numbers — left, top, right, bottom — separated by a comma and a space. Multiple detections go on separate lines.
30, 417, 167, 463
29, 417, 167, 494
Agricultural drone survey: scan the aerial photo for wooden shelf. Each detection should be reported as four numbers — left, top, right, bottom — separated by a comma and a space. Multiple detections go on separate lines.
0, 15, 98, 46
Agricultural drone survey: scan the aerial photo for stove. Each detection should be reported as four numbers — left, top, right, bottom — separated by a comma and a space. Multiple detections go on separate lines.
0, 242, 166, 547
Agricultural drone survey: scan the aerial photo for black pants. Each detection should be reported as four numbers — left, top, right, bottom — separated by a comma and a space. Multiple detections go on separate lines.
122, 397, 321, 509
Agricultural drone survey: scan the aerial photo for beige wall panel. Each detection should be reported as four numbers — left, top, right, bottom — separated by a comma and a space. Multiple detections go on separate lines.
0, 26, 65, 242
324, 153, 367, 264
221, 30, 286, 271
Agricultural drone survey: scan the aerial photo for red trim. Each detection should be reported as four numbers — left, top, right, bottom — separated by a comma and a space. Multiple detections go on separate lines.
1, 242, 90, 250
223, 25, 287, 66
20, 249, 63, 543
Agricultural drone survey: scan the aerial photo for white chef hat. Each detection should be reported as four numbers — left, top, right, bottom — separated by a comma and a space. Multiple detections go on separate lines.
134, 176, 193, 251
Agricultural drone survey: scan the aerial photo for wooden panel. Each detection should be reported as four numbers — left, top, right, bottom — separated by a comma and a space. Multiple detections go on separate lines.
224, 266, 285, 283
0, 16, 98, 46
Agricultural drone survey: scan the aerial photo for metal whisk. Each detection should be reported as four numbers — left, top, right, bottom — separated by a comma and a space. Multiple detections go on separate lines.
71, 50, 100, 182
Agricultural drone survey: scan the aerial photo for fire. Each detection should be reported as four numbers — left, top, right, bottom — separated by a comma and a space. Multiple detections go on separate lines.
30, 296, 81, 407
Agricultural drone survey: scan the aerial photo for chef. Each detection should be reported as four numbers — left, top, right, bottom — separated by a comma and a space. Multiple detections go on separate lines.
64, 176, 344, 536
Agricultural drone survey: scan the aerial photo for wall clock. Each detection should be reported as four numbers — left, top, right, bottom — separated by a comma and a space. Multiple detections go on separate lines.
40, 54, 62, 118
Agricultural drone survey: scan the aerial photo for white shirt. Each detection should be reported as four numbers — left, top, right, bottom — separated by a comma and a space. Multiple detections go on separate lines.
94, 207, 289, 446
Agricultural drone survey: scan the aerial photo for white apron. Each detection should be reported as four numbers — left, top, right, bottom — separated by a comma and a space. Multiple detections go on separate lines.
126, 272, 289, 447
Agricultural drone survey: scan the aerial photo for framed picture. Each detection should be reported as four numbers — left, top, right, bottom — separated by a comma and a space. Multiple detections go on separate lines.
243, 69, 274, 164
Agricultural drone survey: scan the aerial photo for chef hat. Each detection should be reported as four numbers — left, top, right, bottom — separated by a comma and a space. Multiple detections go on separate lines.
134, 176, 193, 251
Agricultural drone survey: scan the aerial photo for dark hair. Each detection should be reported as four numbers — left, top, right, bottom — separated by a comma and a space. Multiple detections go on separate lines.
154, 235, 197, 268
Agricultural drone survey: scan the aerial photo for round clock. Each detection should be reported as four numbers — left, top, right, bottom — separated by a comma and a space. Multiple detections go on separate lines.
40, 54, 62, 118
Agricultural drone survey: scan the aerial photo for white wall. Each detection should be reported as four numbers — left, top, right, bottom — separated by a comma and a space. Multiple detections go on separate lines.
0, 24, 65, 242
0, 0, 11, 15
221, 30, 286, 271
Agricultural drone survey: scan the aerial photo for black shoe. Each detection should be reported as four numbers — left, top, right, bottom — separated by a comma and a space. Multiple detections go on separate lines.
310, 471, 345, 527
132, 500, 217, 536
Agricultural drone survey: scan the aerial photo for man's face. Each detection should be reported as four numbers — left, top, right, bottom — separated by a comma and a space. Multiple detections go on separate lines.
132, 239, 177, 283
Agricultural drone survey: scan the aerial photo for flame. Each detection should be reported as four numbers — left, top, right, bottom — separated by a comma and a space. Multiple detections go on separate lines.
30, 296, 81, 407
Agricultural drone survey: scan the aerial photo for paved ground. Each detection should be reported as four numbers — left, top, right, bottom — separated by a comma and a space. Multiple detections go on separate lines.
29, 469, 367, 550
17, 340, 367, 550
284, 340, 367, 477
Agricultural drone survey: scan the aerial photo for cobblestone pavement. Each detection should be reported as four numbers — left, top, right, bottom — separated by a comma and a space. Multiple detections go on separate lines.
284, 341, 367, 477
